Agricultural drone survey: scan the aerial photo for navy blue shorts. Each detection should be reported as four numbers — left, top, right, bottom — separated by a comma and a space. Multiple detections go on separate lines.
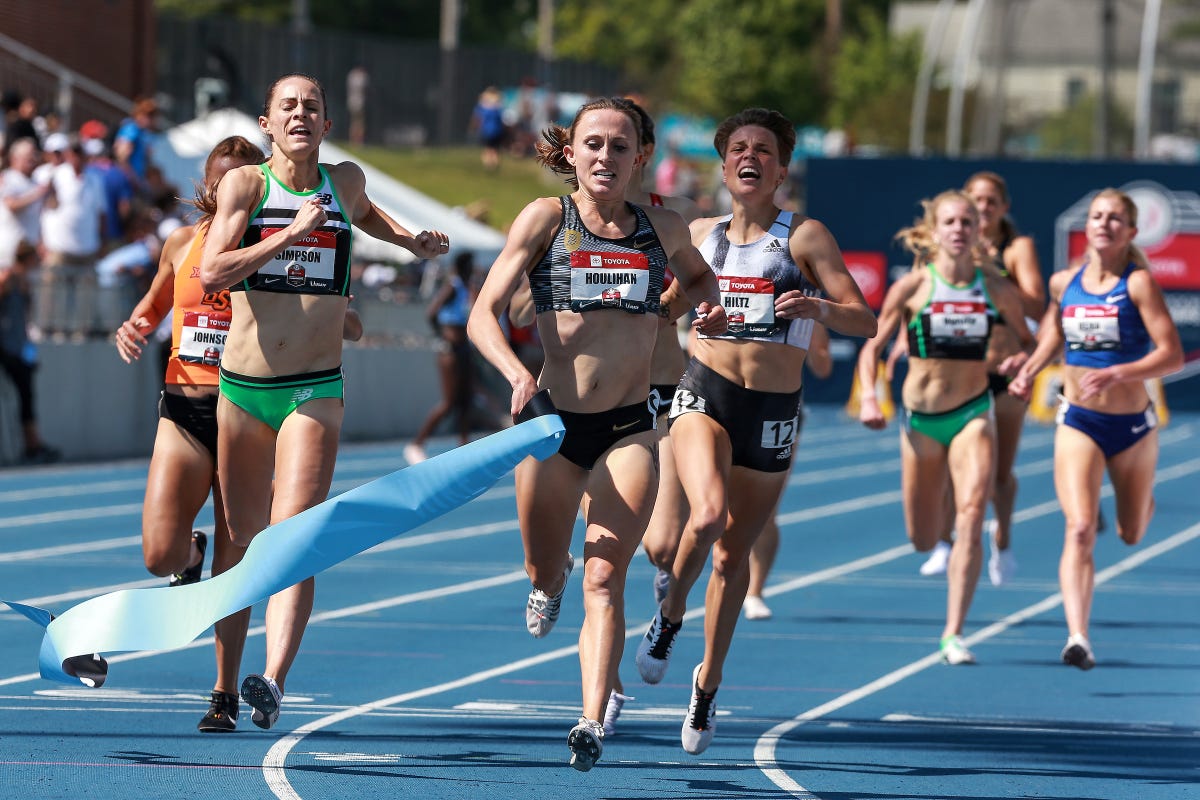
1057, 398, 1157, 459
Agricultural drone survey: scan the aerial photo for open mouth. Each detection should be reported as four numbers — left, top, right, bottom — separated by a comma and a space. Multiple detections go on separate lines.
737, 166, 761, 180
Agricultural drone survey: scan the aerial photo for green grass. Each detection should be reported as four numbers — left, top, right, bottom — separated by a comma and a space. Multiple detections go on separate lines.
339, 144, 570, 233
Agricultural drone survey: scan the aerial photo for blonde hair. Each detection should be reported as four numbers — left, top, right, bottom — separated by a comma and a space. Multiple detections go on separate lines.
895, 189, 982, 262
1088, 187, 1149, 269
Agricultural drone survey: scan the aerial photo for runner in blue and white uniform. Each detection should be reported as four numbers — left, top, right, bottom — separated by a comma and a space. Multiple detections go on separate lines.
633, 108, 876, 756
200, 73, 448, 731
467, 97, 726, 771
858, 189, 1034, 667
1009, 187, 1182, 671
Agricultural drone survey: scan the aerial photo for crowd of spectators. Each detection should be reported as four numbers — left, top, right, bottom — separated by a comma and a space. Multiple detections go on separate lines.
0, 91, 188, 463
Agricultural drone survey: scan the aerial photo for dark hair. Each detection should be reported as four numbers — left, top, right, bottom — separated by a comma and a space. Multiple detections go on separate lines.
191, 136, 267, 221
535, 96, 643, 187
963, 171, 1018, 242
620, 98, 655, 148
713, 108, 796, 166
263, 73, 328, 118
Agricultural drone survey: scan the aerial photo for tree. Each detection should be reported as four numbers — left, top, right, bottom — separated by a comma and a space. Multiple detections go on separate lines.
827, 7, 923, 152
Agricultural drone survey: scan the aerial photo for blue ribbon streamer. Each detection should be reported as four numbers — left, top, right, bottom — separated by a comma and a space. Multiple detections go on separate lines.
4, 414, 564, 686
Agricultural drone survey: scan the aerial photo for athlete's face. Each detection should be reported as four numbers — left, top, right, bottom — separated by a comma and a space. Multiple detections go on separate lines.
721, 125, 785, 198
966, 179, 1008, 235
565, 109, 638, 198
933, 198, 978, 258
260, 78, 330, 155
1086, 194, 1137, 254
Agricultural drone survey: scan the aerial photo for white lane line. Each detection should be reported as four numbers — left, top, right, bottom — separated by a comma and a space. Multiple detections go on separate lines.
753, 509, 1200, 797
0, 569, 532, 688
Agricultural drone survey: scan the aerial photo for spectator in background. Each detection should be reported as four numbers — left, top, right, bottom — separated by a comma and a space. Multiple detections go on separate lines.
471, 87, 506, 171
38, 135, 106, 339
346, 65, 369, 146
33, 132, 68, 184
0, 241, 59, 463
84, 136, 135, 244
95, 209, 161, 332
114, 97, 160, 184
404, 251, 477, 464
0, 138, 50, 251
4, 95, 41, 153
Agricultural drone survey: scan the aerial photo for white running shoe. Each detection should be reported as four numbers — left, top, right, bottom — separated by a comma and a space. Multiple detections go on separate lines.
602, 690, 631, 737
742, 594, 772, 621
939, 634, 976, 665
986, 521, 1018, 586
240, 674, 282, 730
681, 663, 717, 755
653, 567, 671, 605
635, 605, 682, 684
525, 553, 574, 638
403, 443, 427, 464
1061, 633, 1096, 671
567, 716, 604, 771
919, 539, 953, 576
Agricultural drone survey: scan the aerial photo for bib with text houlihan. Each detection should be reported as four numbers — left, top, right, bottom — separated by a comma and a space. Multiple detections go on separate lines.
529, 196, 666, 316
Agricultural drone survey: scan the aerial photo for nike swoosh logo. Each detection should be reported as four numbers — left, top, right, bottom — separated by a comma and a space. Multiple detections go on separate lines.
1132, 423, 1148, 435
612, 419, 640, 432
632, 235, 656, 249
1105, 294, 1126, 303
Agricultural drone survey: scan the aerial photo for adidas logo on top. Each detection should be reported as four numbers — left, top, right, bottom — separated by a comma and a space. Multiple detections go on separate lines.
763, 239, 785, 253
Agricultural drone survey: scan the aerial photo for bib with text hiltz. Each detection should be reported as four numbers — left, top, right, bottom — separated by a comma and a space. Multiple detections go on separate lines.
1063, 304, 1121, 351
178, 311, 231, 366
258, 228, 338, 291
929, 300, 989, 340
569, 251, 651, 312
718, 275, 776, 335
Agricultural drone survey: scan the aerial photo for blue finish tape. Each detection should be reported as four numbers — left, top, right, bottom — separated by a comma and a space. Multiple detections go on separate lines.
3, 414, 563, 686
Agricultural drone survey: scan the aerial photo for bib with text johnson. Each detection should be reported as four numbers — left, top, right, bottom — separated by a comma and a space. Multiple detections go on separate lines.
929, 301, 988, 339
178, 311, 231, 366
1063, 304, 1121, 350
261, 228, 338, 288
569, 251, 650, 312
718, 276, 776, 335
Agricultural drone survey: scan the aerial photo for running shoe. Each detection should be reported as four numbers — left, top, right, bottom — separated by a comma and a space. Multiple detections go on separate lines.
240, 674, 282, 730
169, 531, 207, 587
567, 716, 604, 771
919, 539, 952, 576
742, 594, 773, 621
635, 605, 682, 684
986, 521, 1018, 586
525, 553, 574, 638
939, 634, 976, 665
602, 689, 631, 737
681, 663, 717, 755
197, 690, 239, 733
653, 567, 671, 605
1061, 633, 1096, 671
403, 443, 427, 464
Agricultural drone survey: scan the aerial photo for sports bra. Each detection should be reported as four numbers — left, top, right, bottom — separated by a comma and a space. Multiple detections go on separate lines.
1061, 263, 1150, 368
697, 210, 818, 349
906, 265, 996, 361
232, 163, 352, 296
529, 195, 667, 316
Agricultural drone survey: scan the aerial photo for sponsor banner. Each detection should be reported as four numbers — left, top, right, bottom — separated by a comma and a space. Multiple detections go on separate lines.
842, 251, 887, 310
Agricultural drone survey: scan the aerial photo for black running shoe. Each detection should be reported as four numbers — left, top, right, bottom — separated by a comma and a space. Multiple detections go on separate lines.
197, 690, 239, 733
169, 531, 207, 587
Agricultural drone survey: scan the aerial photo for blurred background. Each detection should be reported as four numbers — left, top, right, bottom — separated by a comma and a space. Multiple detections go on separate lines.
1, 0, 1198, 463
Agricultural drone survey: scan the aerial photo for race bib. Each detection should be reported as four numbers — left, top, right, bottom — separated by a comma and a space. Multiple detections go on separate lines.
177, 311, 231, 366
569, 251, 650, 312
718, 276, 776, 335
760, 416, 799, 449
258, 228, 338, 290
1063, 304, 1120, 350
668, 387, 706, 419
929, 301, 988, 339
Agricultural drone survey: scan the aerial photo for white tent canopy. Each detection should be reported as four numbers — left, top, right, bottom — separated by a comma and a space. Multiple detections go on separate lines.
156, 109, 507, 264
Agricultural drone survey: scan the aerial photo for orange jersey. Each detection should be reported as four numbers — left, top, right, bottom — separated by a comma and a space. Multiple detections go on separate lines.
163, 231, 232, 387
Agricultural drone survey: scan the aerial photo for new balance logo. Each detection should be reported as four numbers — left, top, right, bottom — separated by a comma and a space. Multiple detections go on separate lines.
316, 193, 333, 206
291, 387, 315, 404
763, 239, 786, 253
